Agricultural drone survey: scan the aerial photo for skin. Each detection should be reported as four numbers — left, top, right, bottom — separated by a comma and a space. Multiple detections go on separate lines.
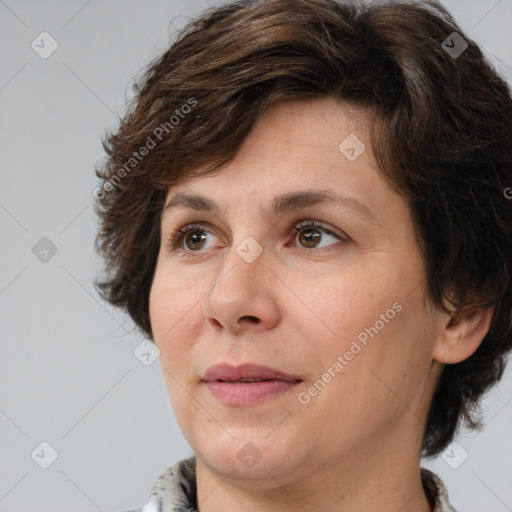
149, 95, 494, 512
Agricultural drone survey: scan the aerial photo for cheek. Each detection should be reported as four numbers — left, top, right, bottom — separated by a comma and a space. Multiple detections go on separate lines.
149, 264, 203, 357
297, 255, 430, 381
298, 265, 397, 345
149, 270, 205, 422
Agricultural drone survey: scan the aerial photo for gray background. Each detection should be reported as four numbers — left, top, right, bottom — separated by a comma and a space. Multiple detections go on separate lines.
1, 0, 511, 511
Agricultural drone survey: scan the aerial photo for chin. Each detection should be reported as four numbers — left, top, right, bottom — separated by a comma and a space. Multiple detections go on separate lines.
195, 431, 306, 482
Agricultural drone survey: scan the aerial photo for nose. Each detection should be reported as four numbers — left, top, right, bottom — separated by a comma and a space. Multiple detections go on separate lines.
202, 238, 280, 334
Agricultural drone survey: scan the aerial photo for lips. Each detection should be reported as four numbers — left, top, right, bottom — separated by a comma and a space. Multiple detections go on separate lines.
202, 363, 302, 383
202, 363, 302, 406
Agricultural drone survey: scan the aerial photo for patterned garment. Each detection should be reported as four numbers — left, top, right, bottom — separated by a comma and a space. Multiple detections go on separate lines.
121, 456, 457, 512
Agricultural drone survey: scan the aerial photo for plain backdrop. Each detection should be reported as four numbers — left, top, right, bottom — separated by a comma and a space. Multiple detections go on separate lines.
1, 0, 511, 511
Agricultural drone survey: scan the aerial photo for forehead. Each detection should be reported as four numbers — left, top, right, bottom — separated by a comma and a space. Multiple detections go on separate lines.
161, 96, 388, 219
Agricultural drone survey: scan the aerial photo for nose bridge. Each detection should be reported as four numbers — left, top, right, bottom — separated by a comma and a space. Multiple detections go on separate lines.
212, 233, 265, 299
234, 234, 265, 266
202, 232, 278, 330
217, 201, 267, 276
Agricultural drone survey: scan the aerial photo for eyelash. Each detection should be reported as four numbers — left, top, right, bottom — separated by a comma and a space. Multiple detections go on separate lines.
166, 220, 349, 253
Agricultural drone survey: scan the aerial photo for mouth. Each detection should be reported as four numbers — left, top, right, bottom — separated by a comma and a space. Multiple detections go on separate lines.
212, 378, 285, 383
204, 379, 302, 406
202, 363, 302, 406
202, 362, 302, 383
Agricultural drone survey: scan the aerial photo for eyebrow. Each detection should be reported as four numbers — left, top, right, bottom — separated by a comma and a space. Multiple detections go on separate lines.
162, 190, 376, 222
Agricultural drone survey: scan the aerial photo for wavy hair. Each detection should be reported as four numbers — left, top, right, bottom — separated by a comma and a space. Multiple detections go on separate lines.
94, 0, 512, 457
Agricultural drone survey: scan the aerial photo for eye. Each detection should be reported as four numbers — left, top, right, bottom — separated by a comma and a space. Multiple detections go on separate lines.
166, 220, 348, 253
167, 222, 216, 252
290, 220, 348, 250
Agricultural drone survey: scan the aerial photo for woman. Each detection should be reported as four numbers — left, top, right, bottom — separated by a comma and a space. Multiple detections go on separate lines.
94, 0, 512, 510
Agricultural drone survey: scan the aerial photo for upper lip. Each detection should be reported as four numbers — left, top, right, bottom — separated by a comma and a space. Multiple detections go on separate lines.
202, 363, 302, 382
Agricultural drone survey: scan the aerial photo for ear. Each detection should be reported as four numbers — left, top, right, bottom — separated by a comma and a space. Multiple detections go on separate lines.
432, 304, 495, 364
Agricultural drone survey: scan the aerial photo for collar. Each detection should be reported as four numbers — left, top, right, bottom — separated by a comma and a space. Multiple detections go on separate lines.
141, 457, 457, 512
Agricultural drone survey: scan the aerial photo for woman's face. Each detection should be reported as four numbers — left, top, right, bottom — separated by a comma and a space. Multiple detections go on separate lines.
149, 96, 446, 483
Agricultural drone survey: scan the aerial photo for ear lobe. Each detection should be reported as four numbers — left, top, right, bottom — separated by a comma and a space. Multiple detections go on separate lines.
433, 306, 494, 364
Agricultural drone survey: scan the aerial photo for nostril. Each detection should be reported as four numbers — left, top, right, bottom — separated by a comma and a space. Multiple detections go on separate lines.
240, 315, 259, 323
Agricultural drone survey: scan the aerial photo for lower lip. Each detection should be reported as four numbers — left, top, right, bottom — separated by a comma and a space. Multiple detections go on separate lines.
204, 380, 301, 406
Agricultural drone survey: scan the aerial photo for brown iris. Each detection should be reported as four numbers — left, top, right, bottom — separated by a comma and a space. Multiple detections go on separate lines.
298, 227, 322, 249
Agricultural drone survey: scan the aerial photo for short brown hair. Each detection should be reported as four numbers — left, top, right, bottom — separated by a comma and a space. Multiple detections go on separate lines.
94, 0, 512, 457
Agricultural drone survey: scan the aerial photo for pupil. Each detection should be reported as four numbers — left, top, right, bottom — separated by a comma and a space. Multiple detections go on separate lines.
300, 228, 320, 248
187, 231, 206, 249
